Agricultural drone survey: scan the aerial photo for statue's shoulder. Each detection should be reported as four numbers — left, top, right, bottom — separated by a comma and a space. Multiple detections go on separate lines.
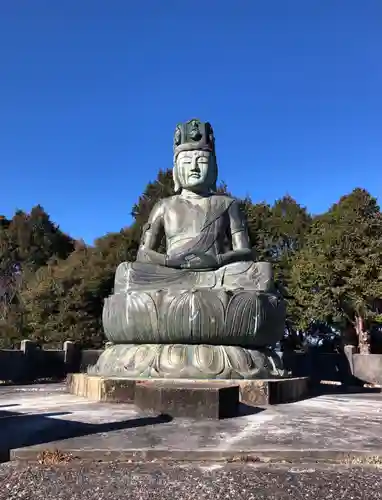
146, 197, 171, 221
210, 193, 238, 207
148, 195, 180, 214
149, 196, 176, 209
159, 195, 179, 207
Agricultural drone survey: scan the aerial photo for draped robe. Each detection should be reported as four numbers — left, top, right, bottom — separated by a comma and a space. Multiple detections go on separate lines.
114, 194, 273, 293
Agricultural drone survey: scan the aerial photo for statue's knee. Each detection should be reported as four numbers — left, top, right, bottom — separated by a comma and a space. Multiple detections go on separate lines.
114, 262, 130, 293
255, 261, 273, 279
115, 262, 129, 278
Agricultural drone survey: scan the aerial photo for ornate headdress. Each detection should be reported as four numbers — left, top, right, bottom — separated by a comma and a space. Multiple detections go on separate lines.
173, 119, 215, 156
173, 119, 217, 192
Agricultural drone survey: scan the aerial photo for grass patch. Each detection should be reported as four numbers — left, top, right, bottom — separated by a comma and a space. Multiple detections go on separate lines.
37, 449, 75, 465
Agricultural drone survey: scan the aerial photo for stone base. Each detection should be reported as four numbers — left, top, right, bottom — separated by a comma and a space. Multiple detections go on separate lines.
90, 343, 286, 379
134, 380, 239, 419
67, 373, 309, 406
238, 377, 309, 405
6, 384, 382, 465
67, 373, 135, 403
106, 264, 285, 348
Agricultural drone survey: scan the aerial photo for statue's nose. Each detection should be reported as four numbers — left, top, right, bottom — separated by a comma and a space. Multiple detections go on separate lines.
190, 162, 200, 172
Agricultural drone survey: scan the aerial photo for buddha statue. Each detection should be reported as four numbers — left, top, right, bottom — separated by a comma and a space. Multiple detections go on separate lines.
92, 119, 286, 379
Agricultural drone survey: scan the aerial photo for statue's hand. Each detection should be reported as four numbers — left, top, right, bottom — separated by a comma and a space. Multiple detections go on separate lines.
136, 248, 151, 263
180, 252, 219, 270
165, 256, 186, 269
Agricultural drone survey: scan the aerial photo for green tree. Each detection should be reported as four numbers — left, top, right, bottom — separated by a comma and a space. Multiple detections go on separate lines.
21, 247, 95, 346
21, 228, 138, 347
244, 195, 310, 266
267, 195, 311, 261
244, 196, 311, 334
243, 199, 273, 260
0, 205, 74, 273
289, 188, 382, 351
0, 206, 75, 345
268, 196, 312, 329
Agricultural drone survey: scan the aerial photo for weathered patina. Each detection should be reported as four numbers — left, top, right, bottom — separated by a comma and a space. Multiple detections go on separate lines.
92, 119, 286, 379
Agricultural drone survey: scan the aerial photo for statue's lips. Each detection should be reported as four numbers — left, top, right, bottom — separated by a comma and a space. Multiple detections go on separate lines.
188, 174, 201, 179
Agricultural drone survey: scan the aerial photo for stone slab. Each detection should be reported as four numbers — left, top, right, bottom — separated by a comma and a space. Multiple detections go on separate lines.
134, 380, 240, 419
67, 373, 135, 403
237, 377, 309, 405
67, 373, 309, 406
353, 354, 382, 385
2, 383, 382, 463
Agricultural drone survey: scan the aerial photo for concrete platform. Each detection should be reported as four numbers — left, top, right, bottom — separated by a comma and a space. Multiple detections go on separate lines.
134, 380, 240, 419
67, 373, 309, 405
1, 383, 382, 463
67, 374, 135, 403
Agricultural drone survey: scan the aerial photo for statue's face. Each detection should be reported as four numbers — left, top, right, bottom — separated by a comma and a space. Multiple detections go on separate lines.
176, 150, 211, 191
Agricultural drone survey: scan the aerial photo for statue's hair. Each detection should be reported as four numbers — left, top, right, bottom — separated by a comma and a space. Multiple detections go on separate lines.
173, 152, 218, 193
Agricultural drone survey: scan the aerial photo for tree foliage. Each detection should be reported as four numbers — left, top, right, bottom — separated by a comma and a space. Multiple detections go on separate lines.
0, 206, 75, 346
289, 189, 382, 345
0, 205, 74, 273
19, 228, 139, 348
242, 195, 311, 327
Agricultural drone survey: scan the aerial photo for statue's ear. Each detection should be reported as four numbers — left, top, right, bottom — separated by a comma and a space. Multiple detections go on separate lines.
172, 166, 180, 192
209, 156, 218, 192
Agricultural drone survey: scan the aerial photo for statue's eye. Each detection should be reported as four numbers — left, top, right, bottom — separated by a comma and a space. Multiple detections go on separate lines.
197, 158, 208, 164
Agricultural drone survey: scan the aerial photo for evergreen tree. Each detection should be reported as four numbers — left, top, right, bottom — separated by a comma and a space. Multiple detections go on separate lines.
0, 205, 74, 273
0, 206, 75, 345
21, 228, 138, 347
244, 195, 311, 332
268, 196, 312, 328
243, 199, 273, 260
289, 188, 382, 351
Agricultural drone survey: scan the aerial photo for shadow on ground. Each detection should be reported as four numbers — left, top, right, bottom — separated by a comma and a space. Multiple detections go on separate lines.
0, 408, 172, 462
234, 403, 265, 418
0, 378, 65, 387
0, 404, 19, 409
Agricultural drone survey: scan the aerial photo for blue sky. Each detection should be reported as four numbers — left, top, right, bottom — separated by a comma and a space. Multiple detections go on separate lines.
0, 1, 381, 244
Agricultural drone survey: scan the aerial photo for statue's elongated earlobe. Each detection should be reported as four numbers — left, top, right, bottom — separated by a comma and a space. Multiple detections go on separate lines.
173, 166, 180, 192
209, 157, 218, 192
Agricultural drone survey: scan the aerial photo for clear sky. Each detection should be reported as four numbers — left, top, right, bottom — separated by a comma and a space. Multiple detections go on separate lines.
0, 1, 381, 244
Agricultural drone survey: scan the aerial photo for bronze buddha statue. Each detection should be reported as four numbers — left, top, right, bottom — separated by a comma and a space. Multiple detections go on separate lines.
92, 119, 286, 379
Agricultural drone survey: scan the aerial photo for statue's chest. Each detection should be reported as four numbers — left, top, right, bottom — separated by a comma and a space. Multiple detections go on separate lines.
164, 198, 226, 238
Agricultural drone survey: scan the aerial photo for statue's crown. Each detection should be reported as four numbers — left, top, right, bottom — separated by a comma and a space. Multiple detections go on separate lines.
173, 119, 215, 156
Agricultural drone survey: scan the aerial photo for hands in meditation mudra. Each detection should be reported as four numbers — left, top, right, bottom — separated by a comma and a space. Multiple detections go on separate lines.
93, 119, 286, 379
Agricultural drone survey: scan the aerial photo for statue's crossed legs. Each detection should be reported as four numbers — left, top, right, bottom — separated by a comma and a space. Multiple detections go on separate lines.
114, 260, 274, 293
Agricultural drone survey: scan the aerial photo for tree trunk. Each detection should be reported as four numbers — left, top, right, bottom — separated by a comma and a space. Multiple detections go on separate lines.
343, 323, 358, 347
355, 315, 370, 354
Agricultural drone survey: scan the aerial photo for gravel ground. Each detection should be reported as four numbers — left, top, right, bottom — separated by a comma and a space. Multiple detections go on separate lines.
1, 461, 382, 499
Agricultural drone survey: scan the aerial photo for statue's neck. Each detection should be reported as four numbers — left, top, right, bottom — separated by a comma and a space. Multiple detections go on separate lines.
180, 188, 211, 199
